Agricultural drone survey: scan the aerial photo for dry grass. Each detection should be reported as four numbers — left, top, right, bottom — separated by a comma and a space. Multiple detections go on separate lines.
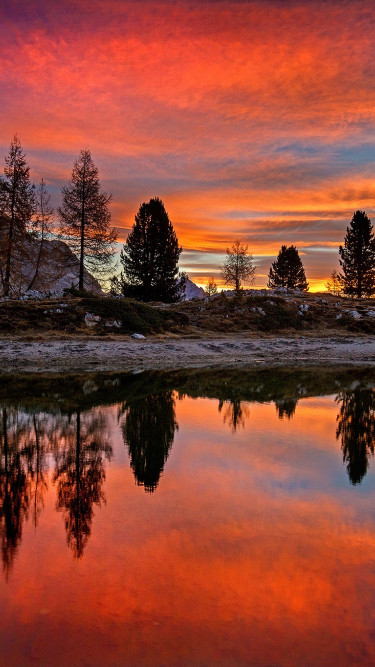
0, 291, 373, 337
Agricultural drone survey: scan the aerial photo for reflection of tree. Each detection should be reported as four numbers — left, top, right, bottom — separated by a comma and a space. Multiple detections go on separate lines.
120, 392, 178, 493
53, 410, 112, 558
218, 399, 250, 432
275, 398, 298, 420
336, 388, 375, 485
0, 409, 49, 575
23, 415, 49, 529
0, 408, 30, 575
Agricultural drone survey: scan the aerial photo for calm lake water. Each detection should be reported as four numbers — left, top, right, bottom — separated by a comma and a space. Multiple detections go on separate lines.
1, 367, 375, 666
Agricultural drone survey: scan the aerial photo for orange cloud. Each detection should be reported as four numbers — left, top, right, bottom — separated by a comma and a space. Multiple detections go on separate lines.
1, 1, 374, 287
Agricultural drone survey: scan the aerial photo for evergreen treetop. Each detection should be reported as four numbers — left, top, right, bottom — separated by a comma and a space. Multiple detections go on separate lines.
339, 210, 375, 298
268, 245, 308, 291
121, 197, 184, 302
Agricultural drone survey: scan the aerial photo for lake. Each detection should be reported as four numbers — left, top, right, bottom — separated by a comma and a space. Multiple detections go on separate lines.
0, 367, 375, 666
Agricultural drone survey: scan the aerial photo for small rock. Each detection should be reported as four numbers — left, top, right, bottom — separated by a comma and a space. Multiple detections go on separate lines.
346, 310, 361, 319
131, 333, 146, 339
275, 286, 288, 294
85, 312, 101, 327
105, 319, 122, 328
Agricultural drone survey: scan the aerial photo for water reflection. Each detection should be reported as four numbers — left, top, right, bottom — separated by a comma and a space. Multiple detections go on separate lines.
275, 398, 298, 420
0, 409, 50, 575
53, 410, 112, 557
0, 368, 374, 575
218, 399, 250, 432
336, 387, 375, 485
120, 391, 178, 492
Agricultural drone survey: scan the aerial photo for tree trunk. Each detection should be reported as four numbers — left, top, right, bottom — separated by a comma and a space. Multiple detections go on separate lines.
79, 169, 86, 291
75, 411, 81, 554
4, 169, 16, 297
33, 415, 40, 528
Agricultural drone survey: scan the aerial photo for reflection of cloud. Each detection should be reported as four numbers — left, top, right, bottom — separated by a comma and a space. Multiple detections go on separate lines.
1, 1, 375, 286
3, 396, 375, 664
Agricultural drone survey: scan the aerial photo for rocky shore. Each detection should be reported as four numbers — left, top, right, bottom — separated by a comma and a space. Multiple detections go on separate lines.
1, 334, 374, 374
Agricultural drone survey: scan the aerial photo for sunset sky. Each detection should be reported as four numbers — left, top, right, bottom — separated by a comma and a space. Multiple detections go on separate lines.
1, 0, 375, 290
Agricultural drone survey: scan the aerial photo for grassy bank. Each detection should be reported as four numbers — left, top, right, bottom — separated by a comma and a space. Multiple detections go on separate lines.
0, 291, 374, 336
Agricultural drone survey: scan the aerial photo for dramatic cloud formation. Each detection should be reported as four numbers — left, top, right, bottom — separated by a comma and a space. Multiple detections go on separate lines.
1, 0, 374, 289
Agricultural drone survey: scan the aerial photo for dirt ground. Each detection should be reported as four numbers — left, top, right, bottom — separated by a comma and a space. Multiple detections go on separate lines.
0, 333, 374, 373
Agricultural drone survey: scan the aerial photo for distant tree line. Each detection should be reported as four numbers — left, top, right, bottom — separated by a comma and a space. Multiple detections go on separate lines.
1, 135, 375, 301
214, 211, 375, 297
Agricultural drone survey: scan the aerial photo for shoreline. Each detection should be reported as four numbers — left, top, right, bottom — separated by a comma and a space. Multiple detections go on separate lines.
1, 334, 374, 373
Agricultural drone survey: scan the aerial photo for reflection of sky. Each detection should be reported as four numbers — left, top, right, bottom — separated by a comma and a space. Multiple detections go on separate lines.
1, 395, 375, 664
1, 1, 375, 289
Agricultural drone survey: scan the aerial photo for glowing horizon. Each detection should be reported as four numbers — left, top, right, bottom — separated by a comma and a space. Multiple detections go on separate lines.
1, 0, 375, 290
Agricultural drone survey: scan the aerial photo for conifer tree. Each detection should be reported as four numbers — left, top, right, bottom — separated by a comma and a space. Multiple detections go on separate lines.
268, 245, 308, 291
339, 210, 375, 298
58, 149, 116, 290
121, 197, 185, 302
0, 135, 36, 296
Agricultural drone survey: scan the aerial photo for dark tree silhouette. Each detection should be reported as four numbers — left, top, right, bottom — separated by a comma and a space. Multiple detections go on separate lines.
120, 197, 185, 302
268, 245, 308, 291
339, 210, 375, 298
274, 398, 298, 420
0, 408, 51, 576
53, 410, 112, 558
0, 135, 36, 296
58, 149, 117, 290
221, 240, 255, 292
120, 392, 178, 492
336, 387, 375, 485
0, 409, 32, 576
